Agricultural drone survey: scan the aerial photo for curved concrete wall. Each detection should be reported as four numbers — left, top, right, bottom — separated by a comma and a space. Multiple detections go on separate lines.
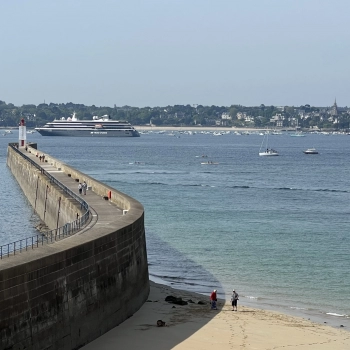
1, 146, 149, 350
6, 147, 85, 230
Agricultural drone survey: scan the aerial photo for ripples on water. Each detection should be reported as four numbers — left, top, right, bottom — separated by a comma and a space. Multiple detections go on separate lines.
1, 130, 349, 329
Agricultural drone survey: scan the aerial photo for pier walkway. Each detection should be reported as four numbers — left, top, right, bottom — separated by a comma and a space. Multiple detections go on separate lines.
20, 145, 123, 235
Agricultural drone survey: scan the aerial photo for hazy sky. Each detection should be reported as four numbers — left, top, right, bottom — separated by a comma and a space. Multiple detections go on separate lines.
1, 0, 349, 107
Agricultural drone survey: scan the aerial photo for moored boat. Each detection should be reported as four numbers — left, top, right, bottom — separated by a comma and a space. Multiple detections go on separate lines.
259, 149, 279, 156
303, 148, 318, 154
201, 161, 219, 165
259, 130, 279, 156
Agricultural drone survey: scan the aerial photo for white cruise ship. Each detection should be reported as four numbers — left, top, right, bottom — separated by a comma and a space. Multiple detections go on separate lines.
35, 113, 140, 137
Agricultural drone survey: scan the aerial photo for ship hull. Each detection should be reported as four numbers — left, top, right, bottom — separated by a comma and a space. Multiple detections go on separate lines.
36, 129, 140, 137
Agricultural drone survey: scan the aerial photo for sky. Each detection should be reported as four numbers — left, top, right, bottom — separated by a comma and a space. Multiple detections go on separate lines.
1, 0, 349, 108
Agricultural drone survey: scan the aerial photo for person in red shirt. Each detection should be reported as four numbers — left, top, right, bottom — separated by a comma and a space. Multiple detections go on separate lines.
210, 289, 217, 310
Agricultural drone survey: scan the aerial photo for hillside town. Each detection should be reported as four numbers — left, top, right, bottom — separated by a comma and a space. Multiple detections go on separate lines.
0, 99, 349, 131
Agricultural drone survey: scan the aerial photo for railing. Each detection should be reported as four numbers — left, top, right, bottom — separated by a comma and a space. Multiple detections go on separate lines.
1, 144, 90, 259
9, 143, 89, 212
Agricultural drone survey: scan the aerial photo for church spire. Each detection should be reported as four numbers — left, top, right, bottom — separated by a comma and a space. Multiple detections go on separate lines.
331, 98, 338, 116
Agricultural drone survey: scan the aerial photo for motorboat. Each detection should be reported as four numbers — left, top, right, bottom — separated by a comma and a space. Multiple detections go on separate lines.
303, 148, 318, 154
290, 132, 305, 137
201, 161, 219, 165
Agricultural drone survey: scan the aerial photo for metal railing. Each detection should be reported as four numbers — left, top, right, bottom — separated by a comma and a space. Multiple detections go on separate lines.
1, 144, 90, 259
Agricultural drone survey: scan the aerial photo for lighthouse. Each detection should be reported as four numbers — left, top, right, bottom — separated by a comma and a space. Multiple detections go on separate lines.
18, 118, 26, 147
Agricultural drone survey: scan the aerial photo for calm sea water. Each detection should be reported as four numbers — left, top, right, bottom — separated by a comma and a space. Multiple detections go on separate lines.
0, 133, 41, 243
1, 130, 349, 329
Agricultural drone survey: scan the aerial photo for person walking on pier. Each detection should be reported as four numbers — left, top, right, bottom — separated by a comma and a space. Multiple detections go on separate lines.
78, 182, 82, 195
82, 181, 87, 195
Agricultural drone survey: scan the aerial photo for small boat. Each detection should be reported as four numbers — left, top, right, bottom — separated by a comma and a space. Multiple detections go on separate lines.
201, 161, 219, 165
303, 148, 318, 154
290, 119, 305, 137
259, 130, 279, 156
259, 149, 279, 156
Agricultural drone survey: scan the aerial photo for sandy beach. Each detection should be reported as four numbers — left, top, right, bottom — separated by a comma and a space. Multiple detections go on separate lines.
82, 281, 350, 350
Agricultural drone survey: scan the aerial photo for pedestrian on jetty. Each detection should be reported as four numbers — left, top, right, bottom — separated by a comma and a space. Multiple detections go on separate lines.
82, 181, 87, 195
78, 182, 82, 195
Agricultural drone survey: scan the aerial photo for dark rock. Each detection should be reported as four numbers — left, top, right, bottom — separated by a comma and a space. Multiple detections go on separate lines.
198, 301, 206, 305
165, 295, 188, 305
165, 296, 177, 302
340, 325, 344, 327
187, 299, 195, 303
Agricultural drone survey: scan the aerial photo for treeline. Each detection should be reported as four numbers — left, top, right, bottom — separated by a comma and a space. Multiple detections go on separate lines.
0, 100, 349, 130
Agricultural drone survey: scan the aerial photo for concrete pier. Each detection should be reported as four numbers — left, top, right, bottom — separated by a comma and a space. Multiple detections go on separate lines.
1, 143, 149, 350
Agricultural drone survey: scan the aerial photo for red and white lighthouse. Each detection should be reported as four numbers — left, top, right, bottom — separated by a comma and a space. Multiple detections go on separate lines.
18, 118, 26, 147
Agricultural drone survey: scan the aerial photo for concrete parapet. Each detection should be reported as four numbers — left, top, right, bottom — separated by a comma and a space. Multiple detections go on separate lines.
1, 145, 149, 350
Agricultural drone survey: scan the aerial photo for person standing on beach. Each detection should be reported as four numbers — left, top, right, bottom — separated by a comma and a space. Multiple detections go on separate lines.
210, 289, 217, 310
231, 289, 239, 311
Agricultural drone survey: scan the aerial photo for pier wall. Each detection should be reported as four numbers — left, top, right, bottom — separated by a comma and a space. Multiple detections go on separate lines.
1, 145, 149, 350
6, 146, 84, 230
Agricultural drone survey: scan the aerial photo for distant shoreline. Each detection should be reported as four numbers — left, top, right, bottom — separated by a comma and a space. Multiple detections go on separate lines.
134, 125, 294, 132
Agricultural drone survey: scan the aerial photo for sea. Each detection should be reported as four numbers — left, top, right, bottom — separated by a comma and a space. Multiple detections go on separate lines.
1, 129, 349, 329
